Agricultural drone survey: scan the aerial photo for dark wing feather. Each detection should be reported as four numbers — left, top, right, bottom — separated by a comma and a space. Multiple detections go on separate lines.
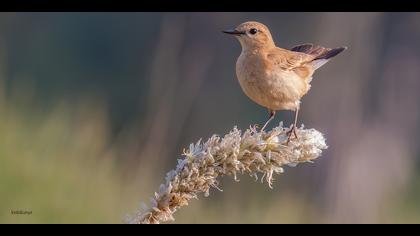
290, 43, 313, 53
291, 43, 331, 58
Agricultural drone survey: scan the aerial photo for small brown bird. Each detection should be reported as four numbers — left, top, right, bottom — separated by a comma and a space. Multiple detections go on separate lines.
223, 21, 347, 143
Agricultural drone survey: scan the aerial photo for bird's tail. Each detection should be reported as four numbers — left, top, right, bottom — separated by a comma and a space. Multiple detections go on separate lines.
311, 46, 347, 70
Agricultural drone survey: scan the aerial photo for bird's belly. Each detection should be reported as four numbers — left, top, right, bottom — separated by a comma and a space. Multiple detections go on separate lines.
237, 70, 307, 111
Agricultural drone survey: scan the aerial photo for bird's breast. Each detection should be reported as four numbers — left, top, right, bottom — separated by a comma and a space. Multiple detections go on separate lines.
235, 53, 307, 111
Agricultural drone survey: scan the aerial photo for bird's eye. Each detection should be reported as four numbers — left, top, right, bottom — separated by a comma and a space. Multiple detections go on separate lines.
249, 28, 258, 35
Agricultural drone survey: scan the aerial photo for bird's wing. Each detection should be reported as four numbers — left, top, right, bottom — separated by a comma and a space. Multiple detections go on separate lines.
267, 47, 315, 71
267, 47, 321, 80
268, 44, 343, 79
290, 44, 347, 70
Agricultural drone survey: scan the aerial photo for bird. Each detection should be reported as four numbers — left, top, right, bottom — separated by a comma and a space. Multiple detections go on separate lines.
223, 21, 347, 143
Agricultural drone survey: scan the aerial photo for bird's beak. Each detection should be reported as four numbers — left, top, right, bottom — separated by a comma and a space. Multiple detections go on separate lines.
222, 29, 245, 35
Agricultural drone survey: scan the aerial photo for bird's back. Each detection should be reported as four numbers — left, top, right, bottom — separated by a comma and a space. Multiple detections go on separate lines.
266, 44, 347, 82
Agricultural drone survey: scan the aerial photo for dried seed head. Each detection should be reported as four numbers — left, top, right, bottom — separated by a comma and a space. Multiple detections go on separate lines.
127, 123, 327, 224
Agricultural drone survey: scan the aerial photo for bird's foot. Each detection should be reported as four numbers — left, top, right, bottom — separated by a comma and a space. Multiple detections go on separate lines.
286, 125, 298, 144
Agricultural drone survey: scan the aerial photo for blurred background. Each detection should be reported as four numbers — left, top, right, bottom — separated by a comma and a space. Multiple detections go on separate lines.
1, 12, 420, 224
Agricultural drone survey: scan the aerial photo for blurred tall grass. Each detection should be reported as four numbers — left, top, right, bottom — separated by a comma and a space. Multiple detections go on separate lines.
0, 83, 142, 223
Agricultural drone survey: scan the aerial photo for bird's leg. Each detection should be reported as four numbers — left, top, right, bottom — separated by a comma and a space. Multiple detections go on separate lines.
260, 110, 276, 132
286, 107, 299, 144
292, 108, 299, 138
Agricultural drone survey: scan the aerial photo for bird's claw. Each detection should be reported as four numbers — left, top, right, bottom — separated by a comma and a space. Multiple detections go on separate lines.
249, 124, 260, 133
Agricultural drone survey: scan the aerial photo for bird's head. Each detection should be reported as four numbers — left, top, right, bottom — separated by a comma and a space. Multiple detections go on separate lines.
223, 21, 275, 51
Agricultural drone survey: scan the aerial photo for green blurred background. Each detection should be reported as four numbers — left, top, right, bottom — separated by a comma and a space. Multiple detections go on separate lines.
1, 12, 420, 224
